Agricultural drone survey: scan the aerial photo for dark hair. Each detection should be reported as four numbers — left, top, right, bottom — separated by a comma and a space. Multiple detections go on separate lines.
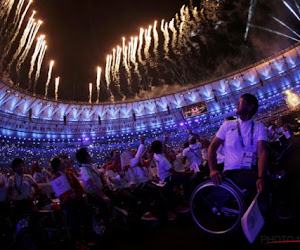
75, 148, 90, 164
241, 93, 259, 116
225, 116, 236, 121
183, 141, 189, 148
151, 140, 163, 154
50, 157, 61, 172
11, 158, 24, 172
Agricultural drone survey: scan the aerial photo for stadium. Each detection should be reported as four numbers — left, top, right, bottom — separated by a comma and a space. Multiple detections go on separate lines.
0, 0, 300, 168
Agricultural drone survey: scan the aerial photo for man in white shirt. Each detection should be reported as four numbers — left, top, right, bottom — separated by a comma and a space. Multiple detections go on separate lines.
208, 93, 268, 194
151, 139, 190, 214
182, 131, 202, 173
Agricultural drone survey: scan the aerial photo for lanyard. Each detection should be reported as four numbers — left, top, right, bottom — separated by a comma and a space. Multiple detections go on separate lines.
14, 174, 23, 195
237, 120, 254, 148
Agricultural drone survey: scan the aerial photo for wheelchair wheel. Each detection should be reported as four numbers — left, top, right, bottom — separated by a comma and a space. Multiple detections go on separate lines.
190, 179, 245, 235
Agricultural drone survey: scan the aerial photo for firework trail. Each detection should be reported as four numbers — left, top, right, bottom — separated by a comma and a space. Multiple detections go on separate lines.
89, 83, 92, 103
122, 37, 131, 75
33, 41, 47, 94
111, 48, 116, 81
192, 6, 200, 23
137, 28, 144, 66
130, 36, 142, 82
44, 60, 54, 98
7, 12, 34, 70
153, 20, 159, 60
115, 46, 123, 95
96, 66, 101, 103
4, 0, 25, 38
2, 0, 32, 60
144, 25, 152, 61
169, 18, 178, 54
161, 20, 169, 57
0, 0, 15, 34
294, 0, 300, 15
55, 76, 59, 101
244, 0, 258, 41
272, 16, 300, 38
282, 0, 300, 21
28, 35, 44, 90
16, 20, 42, 73
249, 24, 300, 42
105, 55, 112, 90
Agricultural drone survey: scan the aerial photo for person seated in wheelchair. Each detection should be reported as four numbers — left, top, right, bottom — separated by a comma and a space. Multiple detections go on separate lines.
208, 93, 269, 197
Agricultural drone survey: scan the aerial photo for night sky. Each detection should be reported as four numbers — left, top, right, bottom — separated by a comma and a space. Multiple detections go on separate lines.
1, 0, 298, 102
29, 0, 187, 101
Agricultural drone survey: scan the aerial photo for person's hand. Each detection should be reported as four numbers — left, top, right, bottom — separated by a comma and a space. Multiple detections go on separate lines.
256, 178, 265, 193
140, 135, 145, 144
210, 170, 222, 186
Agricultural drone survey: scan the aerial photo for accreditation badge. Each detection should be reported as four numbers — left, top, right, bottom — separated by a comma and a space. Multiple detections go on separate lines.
241, 151, 254, 169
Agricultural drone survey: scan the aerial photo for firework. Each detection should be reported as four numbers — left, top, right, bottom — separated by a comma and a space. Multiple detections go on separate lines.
89, 83, 92, 103
44, 60, 54, 98
96, 66, 101, 103
55, 76, 60, 101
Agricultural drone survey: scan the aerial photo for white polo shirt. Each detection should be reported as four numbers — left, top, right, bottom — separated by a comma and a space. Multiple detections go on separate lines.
182, 143, 202, 171
216, 118, 268, 171
153, 153, 172, 181
7, 173, 37, 200
80, 163, 103, 196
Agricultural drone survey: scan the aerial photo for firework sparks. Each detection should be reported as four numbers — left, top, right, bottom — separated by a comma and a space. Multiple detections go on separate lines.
272, 16, 300, 38
249, 24, 300, 42
2, 0, 32, 61
55, 76, 60, 101
16, 20, 42, 73
0, 0, 15, 34
44, 60, 54, 98
96, 66, 101, 103
28, 35, 45, 90
7, 12, 35, 69
33, 40, 47, 94
282, 0, 300, 21
89, 83, 92, 103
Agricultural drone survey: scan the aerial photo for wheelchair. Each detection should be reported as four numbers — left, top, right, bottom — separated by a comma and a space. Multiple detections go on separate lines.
190, 177, 247, 235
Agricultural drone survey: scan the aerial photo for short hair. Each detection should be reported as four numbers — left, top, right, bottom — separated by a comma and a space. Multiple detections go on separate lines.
241, 93, 259, 116
11, 158, 24, 172
183, 141, 189, 148
225, 116, 236, 121
50, 157, 61, 173
75, 148, 90, 164
151, 140, 163, 154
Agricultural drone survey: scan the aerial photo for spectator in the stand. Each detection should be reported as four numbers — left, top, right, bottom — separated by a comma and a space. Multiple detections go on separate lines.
76, 148, 111, 226
124, 136, 170, 221
32, 161, 52, 184
208, 93, 269, 195
51, 157, 91, 248
7, 158, 40, 222
151, 139, 190, 214
182, 131, 202, 173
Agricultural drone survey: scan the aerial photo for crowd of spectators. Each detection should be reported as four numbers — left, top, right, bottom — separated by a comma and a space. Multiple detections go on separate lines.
0, 111, 297, 249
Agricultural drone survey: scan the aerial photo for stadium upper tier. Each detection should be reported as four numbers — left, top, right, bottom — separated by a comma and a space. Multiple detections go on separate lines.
0, 43, 300, 145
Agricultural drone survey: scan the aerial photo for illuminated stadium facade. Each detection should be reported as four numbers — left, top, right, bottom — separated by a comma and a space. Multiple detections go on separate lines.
0, 43, 299, 153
